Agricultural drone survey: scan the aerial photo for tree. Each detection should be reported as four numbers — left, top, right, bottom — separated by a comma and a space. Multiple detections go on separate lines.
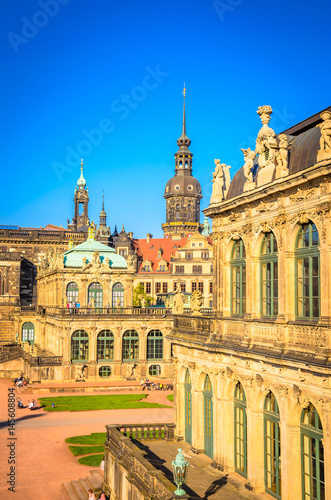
132, 284, 153, 307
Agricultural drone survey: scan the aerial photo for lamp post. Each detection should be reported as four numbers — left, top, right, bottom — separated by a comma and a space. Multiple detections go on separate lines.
172, 448, 189, 496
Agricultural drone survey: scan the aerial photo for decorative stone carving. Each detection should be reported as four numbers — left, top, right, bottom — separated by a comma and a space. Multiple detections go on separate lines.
241, 148, 256, 191
190, 290, 203, 316
275, 134, 289, 178
317, 110, 331, 162
290, 187, 316, 202
256, 374, 264, 387
210, 160, 231, 204
289, 326, 327, 348
91, 251, 101, 265
172, 286, 184, 315
127, 254, 135, 271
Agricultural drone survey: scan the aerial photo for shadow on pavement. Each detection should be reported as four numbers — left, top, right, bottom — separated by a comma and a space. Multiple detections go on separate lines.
0, 412, 45, 429
202, 476, 228, 499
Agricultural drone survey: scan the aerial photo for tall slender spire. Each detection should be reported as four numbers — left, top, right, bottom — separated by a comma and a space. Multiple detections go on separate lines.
99, 191, 107, 226
177, 83, 191, 149
77, 158, 87, 188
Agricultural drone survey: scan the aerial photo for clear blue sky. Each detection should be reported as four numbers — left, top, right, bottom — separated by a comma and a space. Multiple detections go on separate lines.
1, 0, 330, 237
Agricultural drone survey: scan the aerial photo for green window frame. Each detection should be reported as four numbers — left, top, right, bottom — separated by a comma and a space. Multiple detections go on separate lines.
66, 281, 78, 303
184, 369, 192, 445
71, 330, 89, 362
301, 403, 325, 500
260, 233, 278, 318
88, 282, 103, 309
147, 330, 163, 360
203, 375, 213, 459
234, 381, 247, 477
99, 366, 111, 378
97, 330, 114, 361
264, 392, 281, 499
231, 239, 246, 316
112, 282, 124, 307
122, 330, 139, 361
295, 223, 320, 320
149, 364, 161, 376
22, 322, 35, 345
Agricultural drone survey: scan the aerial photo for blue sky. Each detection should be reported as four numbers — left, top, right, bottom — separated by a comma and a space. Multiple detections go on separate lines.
1, 0, 330, 237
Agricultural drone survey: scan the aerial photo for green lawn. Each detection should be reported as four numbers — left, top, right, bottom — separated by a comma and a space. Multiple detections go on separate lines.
65, 433, 107, 445
78, 454, 104, 466
167, 394, 174, 402
69, 445, 104, 456
39, 393, 171, 412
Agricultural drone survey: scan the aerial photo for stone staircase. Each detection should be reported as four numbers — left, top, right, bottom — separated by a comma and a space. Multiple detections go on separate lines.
63, 470, 104, 499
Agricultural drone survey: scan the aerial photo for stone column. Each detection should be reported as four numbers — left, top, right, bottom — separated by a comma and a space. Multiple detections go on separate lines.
248, 405, 264, 491
285, 424, 301, 500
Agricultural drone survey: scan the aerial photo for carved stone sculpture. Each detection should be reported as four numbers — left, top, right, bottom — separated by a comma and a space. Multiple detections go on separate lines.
91, 251, 100, 265
317, 110, 331, 161
210, 160, 231, 204
172, 287, 184, 315
190, 290, 203, 316
275, 133, 289, 178
127, 254, 135, 270
241, 148, 256, 191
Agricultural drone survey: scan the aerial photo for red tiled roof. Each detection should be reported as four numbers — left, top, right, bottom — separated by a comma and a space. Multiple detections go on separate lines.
133, 237, 187, 273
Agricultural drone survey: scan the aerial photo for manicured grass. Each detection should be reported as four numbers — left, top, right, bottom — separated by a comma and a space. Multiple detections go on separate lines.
167, 394, 174, 402
69, 445, 104, 456
65, 433, 107, 445
39, 393, 171, 412
78, 453, 104, 466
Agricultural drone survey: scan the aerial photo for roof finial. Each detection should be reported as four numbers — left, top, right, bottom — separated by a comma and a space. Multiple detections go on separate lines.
77, 159, 86, 188
177, 83, 191, 149
102, 190, 105, 212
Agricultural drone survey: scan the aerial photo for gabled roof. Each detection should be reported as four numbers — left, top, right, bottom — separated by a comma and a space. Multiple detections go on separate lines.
64, 237, 127, 268
43, 224, 66, 231
133, 237, 187, 273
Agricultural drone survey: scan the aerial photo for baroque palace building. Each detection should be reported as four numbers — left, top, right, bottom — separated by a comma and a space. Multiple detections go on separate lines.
170, 105, 331, 499
0, 95, 212, 382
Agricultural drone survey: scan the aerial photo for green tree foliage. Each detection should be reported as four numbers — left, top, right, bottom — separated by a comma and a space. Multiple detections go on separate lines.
133, 284, 154, 307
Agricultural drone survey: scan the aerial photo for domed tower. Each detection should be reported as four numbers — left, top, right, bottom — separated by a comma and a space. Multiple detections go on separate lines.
162, 87, 202, 238
67, 159, 90, 232
95, 193, 111, 244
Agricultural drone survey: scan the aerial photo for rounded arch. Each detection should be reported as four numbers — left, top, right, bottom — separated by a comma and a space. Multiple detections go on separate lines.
22, 322, 35, 345
184, 368, 192, 445
97, 329, 114, 361
112, 282, 124, 307
71, 329, 88, 361
88, 282, 103, 309
203, 374, 213, 458
185, 368, 192, 385
66, 281, 79, 303
264, 390, 281, 497
234, 380, 247, 477
260, 231, 279, 318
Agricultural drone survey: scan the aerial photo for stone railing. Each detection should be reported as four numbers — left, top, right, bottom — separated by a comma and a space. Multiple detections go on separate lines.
173, 314, 213, 335
41, 306, 172, 317
0, 344, 23, 363
104, 424, 175, 500
0, 228, 86, 242
118, 423, 176, 441
22, 352, 63, 366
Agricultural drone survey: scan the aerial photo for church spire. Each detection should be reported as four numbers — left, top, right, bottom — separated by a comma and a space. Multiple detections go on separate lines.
177, 83, 191, 150
99, 191, 107, 226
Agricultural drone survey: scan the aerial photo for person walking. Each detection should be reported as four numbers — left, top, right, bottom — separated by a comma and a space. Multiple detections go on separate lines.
88, 489, 96, 500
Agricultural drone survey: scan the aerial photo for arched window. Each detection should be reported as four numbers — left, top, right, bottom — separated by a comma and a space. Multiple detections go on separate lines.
231, 239, 246, 316
122, 330, 139, 361
264, 392, 281, 498
147, 330, 163, 360
203, 375, 213, 458
234, 381, 247, 477
261, 232, 278, 317
22, 322, 35, 345
66, 282, 78, 303
176, 204, 180, 219
71, 330, 88, 362
295, 222, 320, 319
97, 330, 114, 361
185, 369, 192, 445
112, 282, 124, 307
88, 282, 103, 309
301, 403, 324, 499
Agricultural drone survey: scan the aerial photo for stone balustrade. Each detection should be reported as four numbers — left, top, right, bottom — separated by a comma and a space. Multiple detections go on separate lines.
40, 306, 173, 317
118, 423, 176, 441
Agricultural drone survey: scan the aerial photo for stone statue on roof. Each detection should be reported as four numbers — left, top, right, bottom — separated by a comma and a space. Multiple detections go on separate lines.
241, 148, 256, 183
210, 160, 231, 204
317, 110, 331, 161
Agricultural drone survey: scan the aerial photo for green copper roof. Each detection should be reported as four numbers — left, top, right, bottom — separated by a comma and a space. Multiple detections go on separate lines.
64, 237, 127, 269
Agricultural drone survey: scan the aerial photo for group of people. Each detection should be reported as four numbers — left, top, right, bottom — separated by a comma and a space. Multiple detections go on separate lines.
14, 375, 27, 387
67, 301, 81, 313
17, 397, 38, 410
88, 489, 107, 499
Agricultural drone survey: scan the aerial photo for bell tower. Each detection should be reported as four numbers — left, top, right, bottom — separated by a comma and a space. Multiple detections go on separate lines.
67, 159, 90, 232
162, 86, 203, 238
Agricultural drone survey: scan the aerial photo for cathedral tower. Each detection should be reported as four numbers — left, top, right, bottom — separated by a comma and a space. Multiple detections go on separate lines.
162, 87, 202, 238
67, 160, 90, 232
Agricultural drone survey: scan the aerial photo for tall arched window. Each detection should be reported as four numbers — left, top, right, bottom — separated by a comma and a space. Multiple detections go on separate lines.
295, 222, 320, 319
147, 330, 163, 360
66, 282, 78, 303
97, 330, 114, 361
260, 232, 278, 317
301, 403, 324, 500
112, 282, 124, 307
176, 204, 180, 219
264, 392, 281, 499
71, 330, 88, 361
185, 369, 192, 445
231, 239, 246, 316
88, 282, 103, 309
234, 381, 247, 477
203, 375, 213, 458
22, 322, 35, 345
122, 330, 139, 361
